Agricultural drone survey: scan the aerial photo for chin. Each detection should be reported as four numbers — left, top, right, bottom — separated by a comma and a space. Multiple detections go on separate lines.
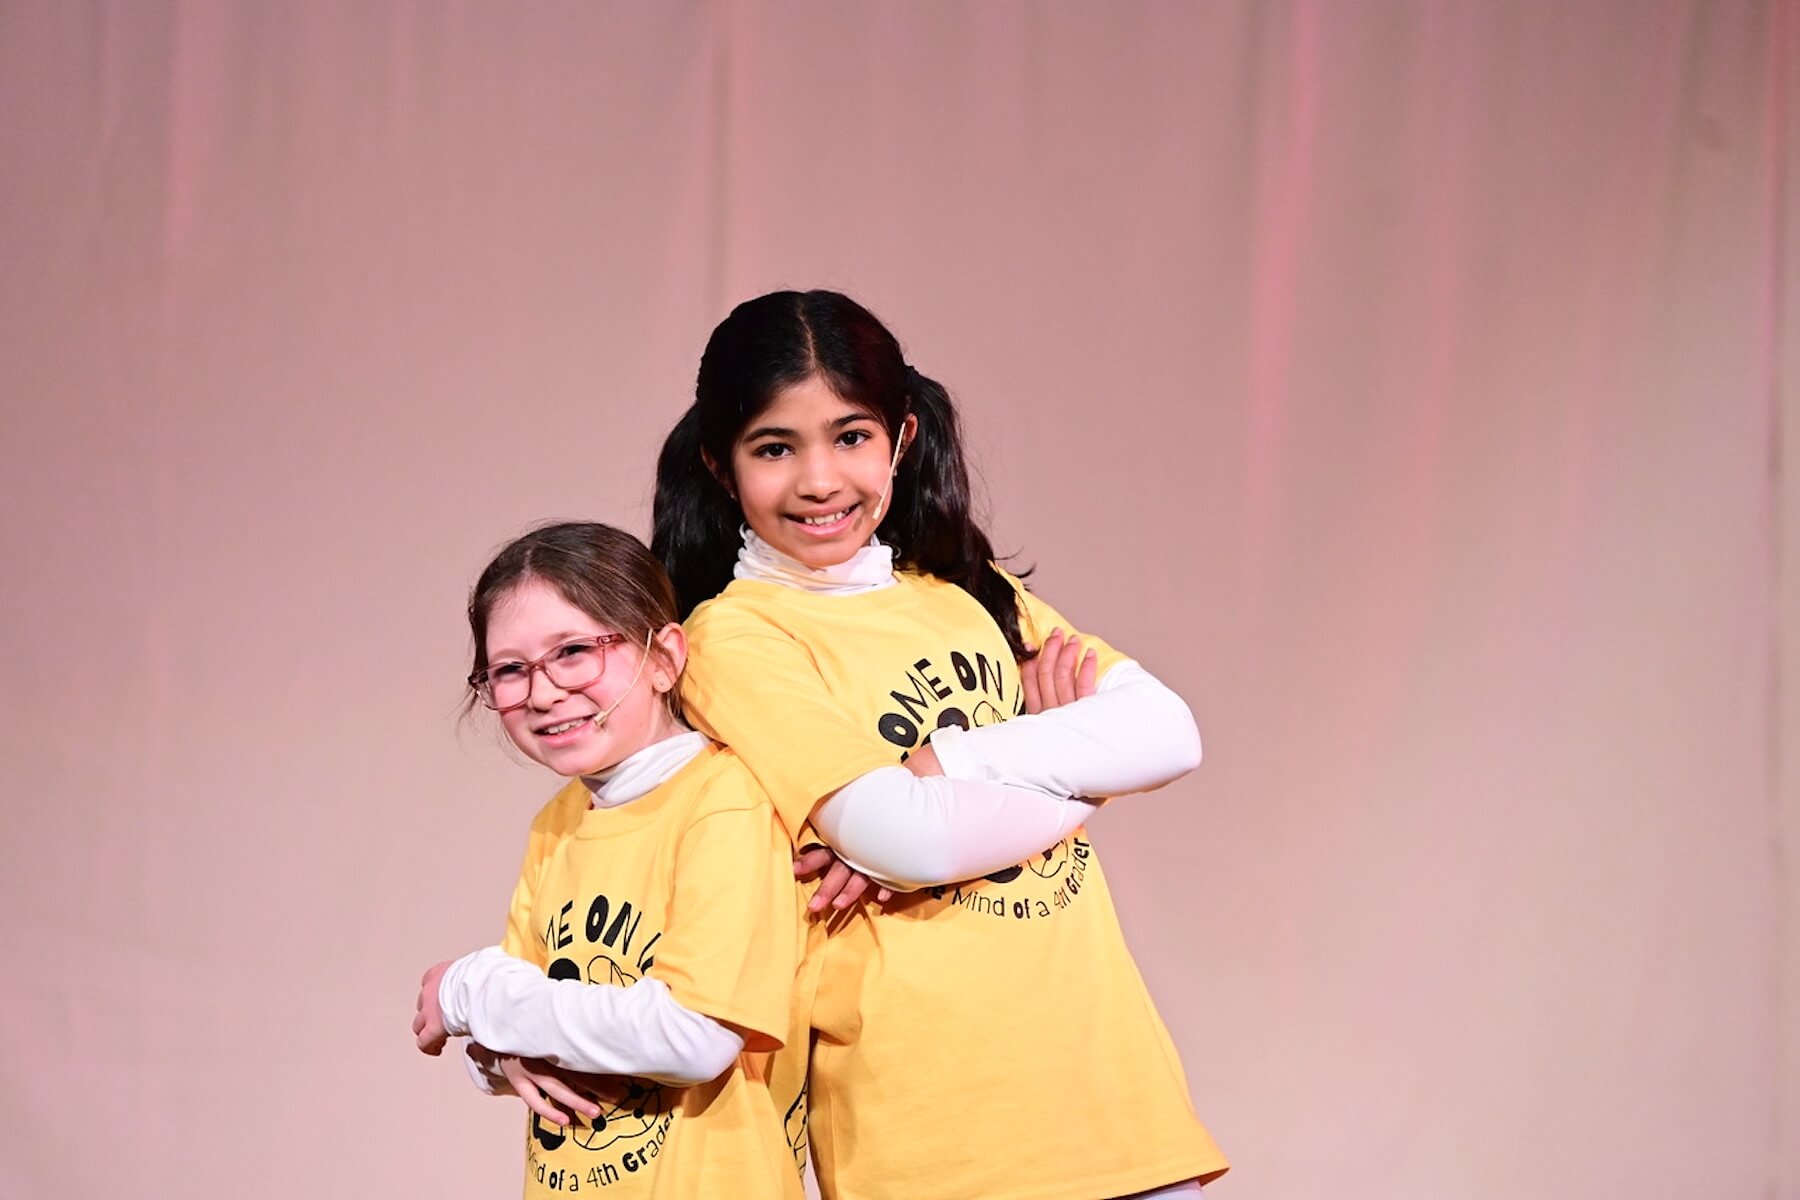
778, 527, 871, 569
787, 543, 850, 569
542, 738, 618, 778
567, 757, 622, 780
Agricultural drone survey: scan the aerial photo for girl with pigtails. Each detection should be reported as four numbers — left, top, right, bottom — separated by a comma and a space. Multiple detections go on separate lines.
653, 289, 1229, 1200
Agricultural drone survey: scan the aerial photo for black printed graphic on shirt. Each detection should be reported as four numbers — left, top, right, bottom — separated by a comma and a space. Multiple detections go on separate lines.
875, 648, 1020, 752
871, 647, 1094, 920
524, 890, 676, 1194
783, 1081, 809, 1176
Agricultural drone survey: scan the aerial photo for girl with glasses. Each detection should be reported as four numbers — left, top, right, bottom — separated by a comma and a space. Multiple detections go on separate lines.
651, 290, 1230, 1200
412, 522, 807, 1200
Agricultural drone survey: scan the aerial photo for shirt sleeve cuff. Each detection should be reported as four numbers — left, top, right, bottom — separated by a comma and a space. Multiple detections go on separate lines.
926, 723, 989, 782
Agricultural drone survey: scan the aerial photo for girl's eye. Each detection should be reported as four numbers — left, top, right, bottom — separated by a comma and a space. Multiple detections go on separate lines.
489, 662, 527, 681
750, 442, 791, 459
556, 641, 600, 663
839, 429, 873, 448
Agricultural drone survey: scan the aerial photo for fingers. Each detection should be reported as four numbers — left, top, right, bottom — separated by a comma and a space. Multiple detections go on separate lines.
1020, 646, 1043, 713
413, 962, 451, 1055
516, 1082, 572, 1126
793, 844, 835, 879
414, 1020, 447, 1056
1076, 645, 1098, 700
829, 872, 871, 911
524, 1066, 603, 1123
1054, 633, 1087, 707
809, 859, 856, 912
1026, 629, 1084, 711
499, 1058, 573, 1126
1024, 627, 1107, 713
412, 1007, 447, 1055
1041, 630, 1068, 708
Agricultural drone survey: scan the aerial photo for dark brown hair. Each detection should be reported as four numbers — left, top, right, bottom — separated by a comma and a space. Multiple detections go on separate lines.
652, 289, 1032, 657
467, 521, 684, 718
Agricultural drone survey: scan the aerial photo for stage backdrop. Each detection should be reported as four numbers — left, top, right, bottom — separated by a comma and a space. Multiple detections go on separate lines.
1, 3, 1794, 1197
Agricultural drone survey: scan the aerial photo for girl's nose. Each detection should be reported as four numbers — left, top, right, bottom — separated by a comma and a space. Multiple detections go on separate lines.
526, 665, 566, 709
796, 446, 842, 499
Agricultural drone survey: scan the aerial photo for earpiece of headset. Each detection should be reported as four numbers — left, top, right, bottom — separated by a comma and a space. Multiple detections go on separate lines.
871, 413, 912, 524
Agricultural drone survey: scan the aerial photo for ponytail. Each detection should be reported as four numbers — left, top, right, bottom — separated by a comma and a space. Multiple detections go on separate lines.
651, 405, 741, 618
881, 367, 1032, 660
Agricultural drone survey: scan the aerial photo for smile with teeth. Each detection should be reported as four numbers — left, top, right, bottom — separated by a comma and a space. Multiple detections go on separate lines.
795, 506, 855, 527
539, 717, 590, 736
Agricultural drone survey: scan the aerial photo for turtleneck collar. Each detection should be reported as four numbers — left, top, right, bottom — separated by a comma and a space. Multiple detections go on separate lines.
583, 729, 708, 808
733, 525, 897, 594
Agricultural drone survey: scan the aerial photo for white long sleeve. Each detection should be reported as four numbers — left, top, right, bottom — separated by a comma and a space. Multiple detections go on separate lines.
812, 769, 1099, 892
926, 661, 1202, 798
438, 946, 744, 1087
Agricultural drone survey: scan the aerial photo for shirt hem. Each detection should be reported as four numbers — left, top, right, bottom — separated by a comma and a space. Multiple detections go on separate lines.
821, 1150, 1229, 1200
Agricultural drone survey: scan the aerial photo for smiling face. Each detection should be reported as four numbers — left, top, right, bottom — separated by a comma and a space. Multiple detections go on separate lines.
727, 374, 915, 569
483, 578, 684, 778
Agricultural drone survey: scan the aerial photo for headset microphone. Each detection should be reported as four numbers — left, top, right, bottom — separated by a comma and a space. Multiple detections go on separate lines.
590, 632, 655, 728
869, 420, 911, 526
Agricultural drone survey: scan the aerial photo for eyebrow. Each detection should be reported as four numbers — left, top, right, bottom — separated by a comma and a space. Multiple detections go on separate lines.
742, 413, 877, 441
487, 630, 607, 661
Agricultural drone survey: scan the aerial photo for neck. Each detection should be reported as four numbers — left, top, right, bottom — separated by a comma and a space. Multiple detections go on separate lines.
734, 526, 897, 594
582, 719, 704, 807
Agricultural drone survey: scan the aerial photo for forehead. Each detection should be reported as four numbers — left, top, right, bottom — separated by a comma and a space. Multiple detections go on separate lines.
486, 579, 614, 656
751, 375, 880, 431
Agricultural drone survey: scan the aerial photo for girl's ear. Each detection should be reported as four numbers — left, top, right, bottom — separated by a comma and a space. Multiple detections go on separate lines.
701, 449, 735, 500
897, 412, 919, 461
648, 621, 688, 693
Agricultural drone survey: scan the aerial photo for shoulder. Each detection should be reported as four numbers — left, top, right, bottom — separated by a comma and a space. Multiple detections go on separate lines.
524, 777, 592, 841
685, 580, 795, 646
989, 564, 1032, 605
894, 568, 993, 613
671, 743, 783, 824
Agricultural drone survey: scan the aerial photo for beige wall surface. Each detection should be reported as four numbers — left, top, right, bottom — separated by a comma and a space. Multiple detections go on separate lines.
0, 3, 1791, 1197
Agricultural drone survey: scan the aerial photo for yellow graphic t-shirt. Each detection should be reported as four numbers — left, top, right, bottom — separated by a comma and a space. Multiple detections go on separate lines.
496, 743, 807, 1200
681, 572, 1229, 1200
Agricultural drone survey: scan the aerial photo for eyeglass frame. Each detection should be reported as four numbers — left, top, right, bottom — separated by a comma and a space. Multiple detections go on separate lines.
467, 633, 631, 712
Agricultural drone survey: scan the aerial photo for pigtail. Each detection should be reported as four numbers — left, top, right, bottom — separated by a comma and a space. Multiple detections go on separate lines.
883, 368, 1034, 660
651, 404, 742, 617
655, 289, 1034, 653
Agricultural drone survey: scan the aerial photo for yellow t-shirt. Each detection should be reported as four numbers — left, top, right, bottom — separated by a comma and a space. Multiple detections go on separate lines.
496, 743, 807, 1200
681, 572, 1229, 1200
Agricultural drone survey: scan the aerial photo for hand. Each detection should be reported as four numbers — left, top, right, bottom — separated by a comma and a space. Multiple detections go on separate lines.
1020, 628, 1097, 714
794, 843, 893, 913
904, 742, 942, 776
497, 1055, 611, 1127
413, 959, 454, 1055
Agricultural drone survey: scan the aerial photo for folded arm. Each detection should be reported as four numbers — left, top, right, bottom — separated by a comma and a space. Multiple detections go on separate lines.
811, 770, 1098, 893
437, 946, 744, 1087
927, 661, 1201, 798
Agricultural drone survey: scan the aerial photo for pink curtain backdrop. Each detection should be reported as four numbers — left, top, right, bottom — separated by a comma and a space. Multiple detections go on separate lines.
1, 3, 1793, 1197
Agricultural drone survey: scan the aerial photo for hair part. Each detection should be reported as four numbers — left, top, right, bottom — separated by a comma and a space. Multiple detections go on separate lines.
467, 521, 685, 719
652, 289, 1033, 658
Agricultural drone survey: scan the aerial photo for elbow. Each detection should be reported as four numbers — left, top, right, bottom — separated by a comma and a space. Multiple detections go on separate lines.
1153, 684, 1203, 779
647, 1049, 734, 1088
643, 1022, 743, 1087
1175, 715, 1203, 776
687, 1041, 741, 1085
830, 838, 944, 891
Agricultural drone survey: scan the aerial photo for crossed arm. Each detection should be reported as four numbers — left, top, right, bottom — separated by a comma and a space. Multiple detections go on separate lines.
414, 630, 1200, 1120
